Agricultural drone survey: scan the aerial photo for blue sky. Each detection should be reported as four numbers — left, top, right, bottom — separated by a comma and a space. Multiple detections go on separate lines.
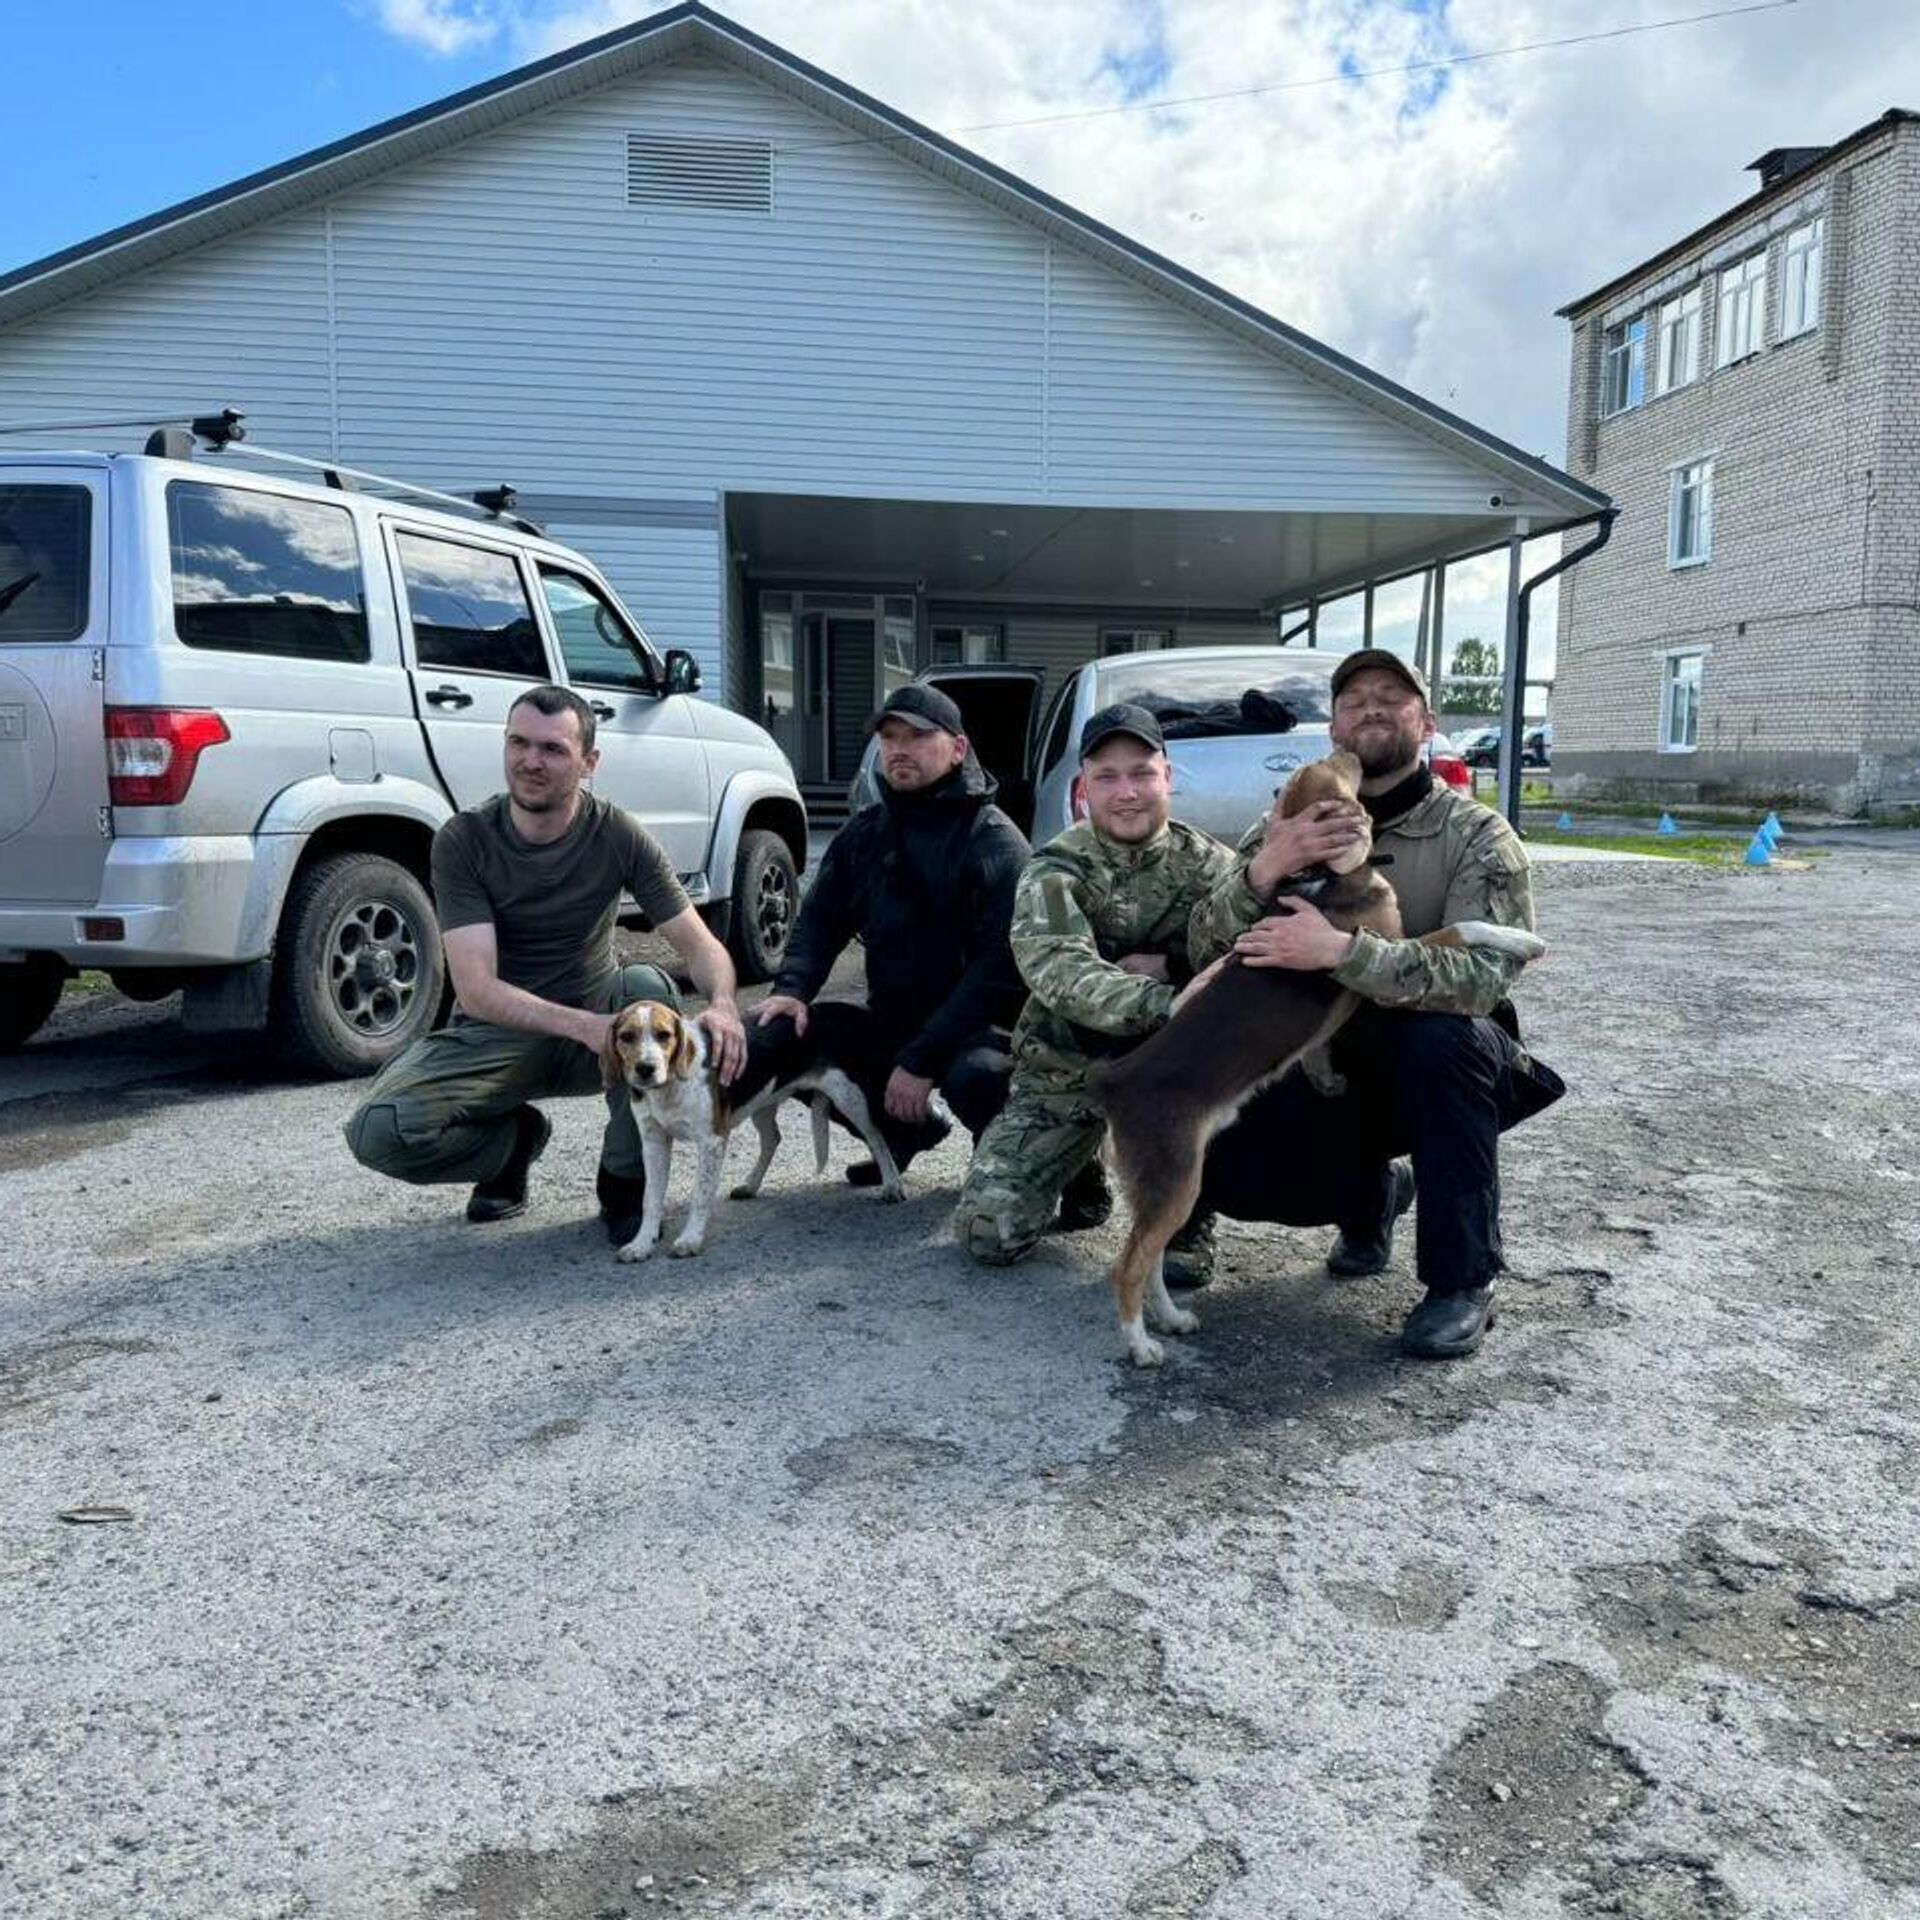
3, 2, 509, 276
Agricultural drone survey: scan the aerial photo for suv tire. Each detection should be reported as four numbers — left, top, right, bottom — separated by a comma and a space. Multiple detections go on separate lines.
727, 829, 797, 985
0, 956, 67, 1052
273, 852, 445, 1076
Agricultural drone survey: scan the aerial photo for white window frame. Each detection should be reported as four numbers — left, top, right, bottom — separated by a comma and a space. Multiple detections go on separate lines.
1715, 251, 1768, 366
1600, 316, 1647, 417
1781, 217, 1824, 339
1655, 285, 1702, 395
1099, 627, 1172, 656
1668, 458, 1714, 569
1661, 649, 1706, 753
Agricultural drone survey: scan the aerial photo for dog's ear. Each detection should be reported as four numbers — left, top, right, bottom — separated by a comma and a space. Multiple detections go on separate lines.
1324, 748, 1364, 792
601, 1011, 629, 1092
671, 1015, 700, 1080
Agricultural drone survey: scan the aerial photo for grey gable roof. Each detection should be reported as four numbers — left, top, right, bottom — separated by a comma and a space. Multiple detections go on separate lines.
0, 0, 1605, 518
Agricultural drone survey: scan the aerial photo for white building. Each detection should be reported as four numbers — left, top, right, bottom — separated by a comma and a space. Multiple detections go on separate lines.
0, 1, 1605, 812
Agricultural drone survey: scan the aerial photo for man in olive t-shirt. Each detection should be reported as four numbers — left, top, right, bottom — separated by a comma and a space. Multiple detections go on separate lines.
344, 684, 747, 1240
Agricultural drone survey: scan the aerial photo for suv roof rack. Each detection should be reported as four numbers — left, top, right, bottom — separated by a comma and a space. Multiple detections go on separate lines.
0, 404, 544, 536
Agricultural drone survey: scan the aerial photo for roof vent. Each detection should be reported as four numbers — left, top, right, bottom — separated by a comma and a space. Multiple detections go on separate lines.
1746, 145, 1827, 191
626, 132, 772, 213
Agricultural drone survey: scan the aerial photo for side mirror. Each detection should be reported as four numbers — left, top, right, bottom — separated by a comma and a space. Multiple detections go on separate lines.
663, 648, 702, 696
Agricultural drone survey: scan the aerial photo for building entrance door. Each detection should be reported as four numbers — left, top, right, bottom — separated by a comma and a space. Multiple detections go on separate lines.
756, 590, 918, 787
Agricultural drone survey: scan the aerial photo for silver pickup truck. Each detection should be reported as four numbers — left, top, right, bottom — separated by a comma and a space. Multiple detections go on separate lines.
0, 440, 806, 1071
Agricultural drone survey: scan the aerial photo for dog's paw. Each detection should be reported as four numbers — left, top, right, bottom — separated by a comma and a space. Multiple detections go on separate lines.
617, 1235, 658, 1263
1126, 1332, 1168, 1369
1152, 1305, 1200, 1337
727, 1184, 758, 1201
876, 1183, 907, 1205
669, 1234, 705, 1259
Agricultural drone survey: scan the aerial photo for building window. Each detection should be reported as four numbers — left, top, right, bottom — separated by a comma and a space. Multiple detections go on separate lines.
1600, 317, 1647, 416
1100, 628, 1172, 656
1655, 286, 1702, 395
1781, 217, 1824, 338
1669, 460, 1713, 568
1715, 251, 1767, 366
930, 623, 1004, 665
1662, 652, 1704, 751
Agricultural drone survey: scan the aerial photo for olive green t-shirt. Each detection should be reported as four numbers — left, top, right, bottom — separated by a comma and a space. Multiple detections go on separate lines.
431, 793, 689, 1009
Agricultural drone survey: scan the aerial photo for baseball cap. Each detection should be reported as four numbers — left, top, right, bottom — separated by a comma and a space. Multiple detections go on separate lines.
1078, 702, 1165, 758
1330, 648, 1430, 703
869, 683, 965, 736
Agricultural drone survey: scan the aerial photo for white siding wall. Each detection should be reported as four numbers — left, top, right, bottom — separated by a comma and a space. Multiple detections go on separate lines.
0, 48, 1549, 703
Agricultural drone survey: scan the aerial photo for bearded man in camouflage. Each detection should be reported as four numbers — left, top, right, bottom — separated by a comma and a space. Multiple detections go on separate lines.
955, 702, 1236, 1281
1185, 649, 1564, 1358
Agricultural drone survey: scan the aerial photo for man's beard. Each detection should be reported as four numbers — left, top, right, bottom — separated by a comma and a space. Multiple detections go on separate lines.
510, 776, 567, 813
1348, 719, 1423, 778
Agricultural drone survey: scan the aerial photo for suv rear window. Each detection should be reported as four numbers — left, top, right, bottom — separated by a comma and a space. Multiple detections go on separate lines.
1099, 654, 1337, 738
0, 485, 91, 642
170, 482, 368, 662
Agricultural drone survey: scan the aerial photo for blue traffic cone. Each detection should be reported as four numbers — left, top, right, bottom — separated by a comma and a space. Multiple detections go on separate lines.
1742, 830, 1773, 867
1657, 812, 1678, 835
1755, 817, 1781, 849
1762, 810, 1784, 840
1556, 810, 1574, 831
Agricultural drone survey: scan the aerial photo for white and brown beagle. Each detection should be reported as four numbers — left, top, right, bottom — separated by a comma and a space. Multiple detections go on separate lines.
601, 1000, 904, 1262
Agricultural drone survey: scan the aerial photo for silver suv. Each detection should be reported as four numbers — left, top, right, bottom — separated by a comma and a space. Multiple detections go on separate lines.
0, 436, 806, 1071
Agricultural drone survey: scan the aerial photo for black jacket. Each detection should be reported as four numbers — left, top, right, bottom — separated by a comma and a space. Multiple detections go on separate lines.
774, 758, 1031, 1077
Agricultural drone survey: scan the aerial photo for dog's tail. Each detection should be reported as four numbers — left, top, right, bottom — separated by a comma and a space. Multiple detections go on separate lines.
808, 1094, 831, 1174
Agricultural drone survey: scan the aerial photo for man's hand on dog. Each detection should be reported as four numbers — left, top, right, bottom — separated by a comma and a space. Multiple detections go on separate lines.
884, 1067, 936, 1124
1247, 796, 1369, 896
698, 1001, 747, 1082
1115, 952, 1169, 981
752, 993, 810, 1036
1235, 898, 1357, 972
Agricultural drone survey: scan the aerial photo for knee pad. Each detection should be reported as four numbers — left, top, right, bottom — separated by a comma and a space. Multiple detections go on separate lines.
343, 1101, 404, 1171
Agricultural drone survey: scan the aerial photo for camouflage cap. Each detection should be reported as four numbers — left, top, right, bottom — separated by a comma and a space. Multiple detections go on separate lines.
1330, 648, 1431, 704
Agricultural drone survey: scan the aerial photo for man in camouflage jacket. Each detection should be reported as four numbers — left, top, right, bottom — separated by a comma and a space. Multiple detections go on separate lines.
1189, 648, 1564, 1358
955, 703, 1233, 1271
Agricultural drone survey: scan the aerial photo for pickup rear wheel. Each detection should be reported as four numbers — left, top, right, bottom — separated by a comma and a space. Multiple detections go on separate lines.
273, 852, 444, 1076
727, 829, 797, 985
0, 956, 67, 1051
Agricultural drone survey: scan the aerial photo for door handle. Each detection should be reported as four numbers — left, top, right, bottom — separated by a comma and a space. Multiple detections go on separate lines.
425, 685, 474, 710
589, 700, 616, 721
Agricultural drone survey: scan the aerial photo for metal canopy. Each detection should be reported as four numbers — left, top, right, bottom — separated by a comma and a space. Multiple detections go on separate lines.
726, 491, 1540, 610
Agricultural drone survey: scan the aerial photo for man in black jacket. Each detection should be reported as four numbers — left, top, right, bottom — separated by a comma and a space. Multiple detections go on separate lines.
750, 684, 1031, 1185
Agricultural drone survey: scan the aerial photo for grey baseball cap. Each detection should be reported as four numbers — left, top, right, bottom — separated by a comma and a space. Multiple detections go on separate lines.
1330, 648, 1430, 703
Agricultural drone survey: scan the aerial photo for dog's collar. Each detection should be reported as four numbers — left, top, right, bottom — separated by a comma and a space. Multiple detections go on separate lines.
1270, 865, 1336, 904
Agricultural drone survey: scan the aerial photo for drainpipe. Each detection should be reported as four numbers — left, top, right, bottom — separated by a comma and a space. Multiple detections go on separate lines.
1498, 507, 1618, 828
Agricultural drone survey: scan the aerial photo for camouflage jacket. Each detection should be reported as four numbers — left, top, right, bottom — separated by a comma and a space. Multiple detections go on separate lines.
1008, 818, 1238, 1085
1190, 780, 1538, 1017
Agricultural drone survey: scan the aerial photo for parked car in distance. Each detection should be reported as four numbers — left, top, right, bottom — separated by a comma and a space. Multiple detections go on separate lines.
1451, 725, 1501, 767
851, 647, 1479, 846
1524, 721, 1553, 768
0, 438, 807, 1067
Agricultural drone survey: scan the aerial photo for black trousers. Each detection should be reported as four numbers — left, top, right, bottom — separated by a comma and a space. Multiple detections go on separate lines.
746, 1001, 1013, 1162
1198, 1006, 1565, 1296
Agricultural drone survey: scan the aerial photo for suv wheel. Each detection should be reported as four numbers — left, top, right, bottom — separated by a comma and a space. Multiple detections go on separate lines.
0, 956, 68, 1052
727, 829, 797, 985
273, 853, 444, 1076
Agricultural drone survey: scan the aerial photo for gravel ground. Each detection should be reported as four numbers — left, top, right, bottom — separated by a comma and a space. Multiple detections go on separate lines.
2, 852, 1917, 1920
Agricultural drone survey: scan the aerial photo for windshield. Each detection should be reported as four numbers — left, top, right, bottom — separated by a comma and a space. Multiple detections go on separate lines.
0, 485, 90, 642
1099, 653, 1336, 739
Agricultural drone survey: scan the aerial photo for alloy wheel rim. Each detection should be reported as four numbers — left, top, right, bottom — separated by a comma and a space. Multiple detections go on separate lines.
325, 898, 423, 1037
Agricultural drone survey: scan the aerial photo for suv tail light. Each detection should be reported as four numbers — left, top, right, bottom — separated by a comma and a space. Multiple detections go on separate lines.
1432, 751, 1472, 791
105, 708, 231, 806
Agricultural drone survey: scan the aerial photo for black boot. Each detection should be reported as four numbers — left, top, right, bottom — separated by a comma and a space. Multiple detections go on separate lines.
1326, 1160, 1415, 1277
597, 1163, 648, 1245
1399, 1285, 1495, 1359
846, 1112, 952, 1187
1054, 1158, 1113, 1232
1163, 1209, 1217, 1293
466, 1107, 552, 1223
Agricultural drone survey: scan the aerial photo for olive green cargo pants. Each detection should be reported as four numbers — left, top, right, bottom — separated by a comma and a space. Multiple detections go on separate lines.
341, 963, 677, 1188
954, 1067, 1107, 1266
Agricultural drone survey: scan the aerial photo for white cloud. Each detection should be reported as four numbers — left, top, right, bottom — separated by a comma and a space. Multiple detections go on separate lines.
367, 0, 501, 56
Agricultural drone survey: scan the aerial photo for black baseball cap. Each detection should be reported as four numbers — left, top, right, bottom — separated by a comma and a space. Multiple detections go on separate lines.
1330, 648, 1431, 703
1079, 702, 1165, 758
869, 683, 965, 736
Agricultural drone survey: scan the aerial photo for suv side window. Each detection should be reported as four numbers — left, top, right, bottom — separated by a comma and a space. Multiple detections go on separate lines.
0, 485, 91, 642
396, 532, 547, 678
1038, 670, 1080, 774
538, 566, 657, 693
169, 482, 368, 662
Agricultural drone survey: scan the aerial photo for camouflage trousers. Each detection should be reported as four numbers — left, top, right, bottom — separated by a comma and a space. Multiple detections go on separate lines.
342, 962, 677, 1188
954, 1067, 1107, 1265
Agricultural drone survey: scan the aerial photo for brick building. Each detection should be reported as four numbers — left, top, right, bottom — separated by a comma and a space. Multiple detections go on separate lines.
1553, 109, 1920, 815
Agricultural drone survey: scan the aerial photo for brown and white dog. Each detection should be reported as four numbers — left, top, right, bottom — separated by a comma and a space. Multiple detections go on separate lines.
1089, 750, 1547, 1367
602, 1000, 905, 1261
